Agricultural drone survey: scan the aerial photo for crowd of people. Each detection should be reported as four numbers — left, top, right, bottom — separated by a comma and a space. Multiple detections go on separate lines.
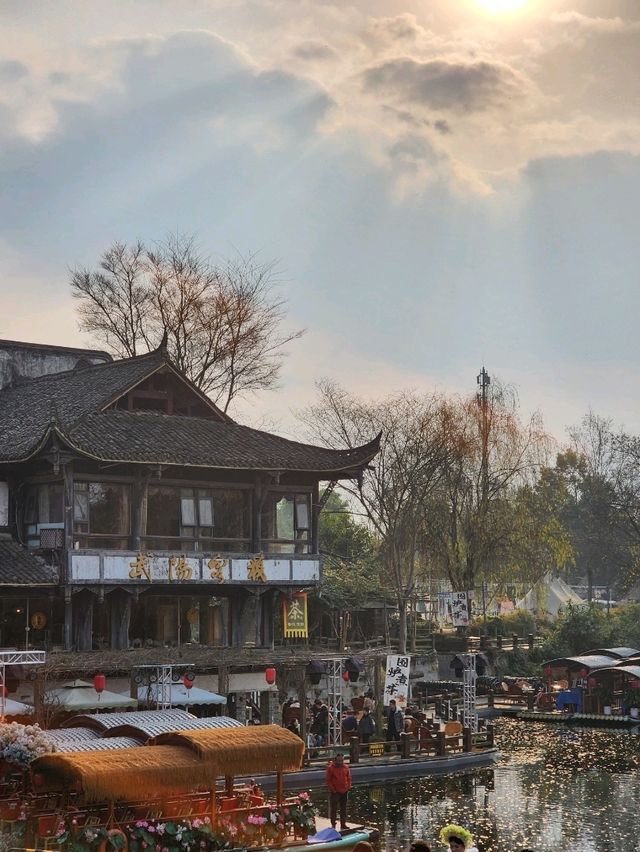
283, 690, 381, 747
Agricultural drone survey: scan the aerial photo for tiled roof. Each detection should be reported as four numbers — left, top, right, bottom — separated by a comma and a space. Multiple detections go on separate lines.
0, 347, 380, 473
0, 348, 168, 461
0, 538, 59, 585
64, 409, 380, 473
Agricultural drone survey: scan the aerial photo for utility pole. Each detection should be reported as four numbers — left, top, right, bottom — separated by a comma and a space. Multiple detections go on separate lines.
475, 367, 491, 627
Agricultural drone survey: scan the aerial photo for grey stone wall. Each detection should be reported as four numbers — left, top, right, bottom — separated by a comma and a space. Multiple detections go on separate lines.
0, 341, 111, 388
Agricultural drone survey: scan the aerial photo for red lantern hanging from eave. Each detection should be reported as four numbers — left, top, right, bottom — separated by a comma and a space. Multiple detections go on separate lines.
183, 673, 195, 690
342, 670, 350, 683
265, 667, 277, 686
93, 673, 106, 695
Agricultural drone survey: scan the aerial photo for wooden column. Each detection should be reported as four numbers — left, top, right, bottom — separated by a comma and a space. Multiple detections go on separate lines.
297, 664, 308, 758
62, 461, 75, 649
131, 469, 148, 551
251, 480, 264, 553
109, 588, 132, 650
63, 591, 73, 651
73, 589, 94, 651
231, 591, 248, 647
311, 482, 320, 554
62, 461, 74, 555
261, 590, 275, 649
217, 665, 229, 707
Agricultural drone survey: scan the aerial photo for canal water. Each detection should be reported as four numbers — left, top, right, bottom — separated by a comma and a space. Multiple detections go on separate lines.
312, 719, 640, 851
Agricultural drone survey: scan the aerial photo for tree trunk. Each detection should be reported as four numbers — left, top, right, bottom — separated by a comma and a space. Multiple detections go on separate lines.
397, 597, 408, 653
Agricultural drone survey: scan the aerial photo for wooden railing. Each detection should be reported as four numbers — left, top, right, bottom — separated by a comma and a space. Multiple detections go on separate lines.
304, 724, 495, 766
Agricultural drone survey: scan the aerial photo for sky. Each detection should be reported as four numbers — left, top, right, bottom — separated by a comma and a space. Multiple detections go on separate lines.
1, 0, 639, 442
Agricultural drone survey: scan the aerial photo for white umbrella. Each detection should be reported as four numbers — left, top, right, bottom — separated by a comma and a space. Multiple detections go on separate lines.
44, 679, 138, 711
2, 698, 33, 717
137, 683, 226, 707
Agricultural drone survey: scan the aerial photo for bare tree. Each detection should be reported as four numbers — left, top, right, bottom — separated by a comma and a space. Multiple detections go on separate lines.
71, 235, 304, 413
425, 381, 552, 597
300, 380, 453, 653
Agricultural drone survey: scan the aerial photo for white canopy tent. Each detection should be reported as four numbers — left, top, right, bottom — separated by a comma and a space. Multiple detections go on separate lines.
42, 680, 138, 712
136, 683, 226, 708
516, 574, 585, 616
2, 697, 33, 717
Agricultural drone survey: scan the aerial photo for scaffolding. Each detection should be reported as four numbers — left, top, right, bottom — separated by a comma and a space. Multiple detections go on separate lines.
460, 653, 478, 733
133, 664, 194, 710
0, 650, 46, 720
323, 658, 344, 745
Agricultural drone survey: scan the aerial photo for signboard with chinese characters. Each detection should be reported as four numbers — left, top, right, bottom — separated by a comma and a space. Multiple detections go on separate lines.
383, 654, 411, 709
70, 552, 320, 585
451, 592, 470, 627
282, 592, 308, 638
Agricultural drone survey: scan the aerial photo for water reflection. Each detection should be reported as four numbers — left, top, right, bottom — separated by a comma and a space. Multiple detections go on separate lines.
311, 720, 640, 851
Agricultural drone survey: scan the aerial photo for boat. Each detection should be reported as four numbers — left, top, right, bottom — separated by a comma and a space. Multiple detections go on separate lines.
0, 724, 377, 851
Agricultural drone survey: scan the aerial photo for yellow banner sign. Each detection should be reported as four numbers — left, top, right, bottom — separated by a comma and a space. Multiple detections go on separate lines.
283, 592, 308, 638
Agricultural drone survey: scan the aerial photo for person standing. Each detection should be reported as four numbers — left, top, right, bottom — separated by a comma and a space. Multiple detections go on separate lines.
386, 698, 404, 747
325, 753, 352, 831
358, 707, 376, 744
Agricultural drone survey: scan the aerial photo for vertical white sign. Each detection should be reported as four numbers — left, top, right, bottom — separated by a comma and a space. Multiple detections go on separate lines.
451, 592, 470, 627
383, 655, 411, 709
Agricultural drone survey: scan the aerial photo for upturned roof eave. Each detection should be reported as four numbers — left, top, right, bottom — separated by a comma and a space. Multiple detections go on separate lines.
24, 425, 380, 477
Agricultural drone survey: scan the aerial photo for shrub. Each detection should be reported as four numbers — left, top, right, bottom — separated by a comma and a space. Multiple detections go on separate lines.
540, 604, 616, 659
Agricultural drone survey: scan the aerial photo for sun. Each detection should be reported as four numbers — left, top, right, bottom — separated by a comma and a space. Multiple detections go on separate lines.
475, 0, 528, 13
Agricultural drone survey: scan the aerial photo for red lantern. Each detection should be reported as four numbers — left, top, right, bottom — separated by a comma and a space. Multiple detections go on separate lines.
342, 670, 350, 683
543, 667, 552, 678
32, 773, 44, 788
93, 673, 106, 695
265, 667, 276, 686
587, 677, 597, 689
183, 673, 195, 690
579, 668, 588, 678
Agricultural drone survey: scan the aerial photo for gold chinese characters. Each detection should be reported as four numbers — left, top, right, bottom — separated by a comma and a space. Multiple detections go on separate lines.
207, 556, 228, 582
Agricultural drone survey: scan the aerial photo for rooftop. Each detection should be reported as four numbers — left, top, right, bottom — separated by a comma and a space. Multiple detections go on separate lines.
0, 346, 380, 474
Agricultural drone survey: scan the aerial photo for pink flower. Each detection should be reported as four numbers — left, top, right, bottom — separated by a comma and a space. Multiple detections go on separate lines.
148, 825, 156, 833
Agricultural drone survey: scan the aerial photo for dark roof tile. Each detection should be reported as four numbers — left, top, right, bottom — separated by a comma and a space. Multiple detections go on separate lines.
66, 410, 379, 473
0, 538, 58, 585
0, 350, 167, 461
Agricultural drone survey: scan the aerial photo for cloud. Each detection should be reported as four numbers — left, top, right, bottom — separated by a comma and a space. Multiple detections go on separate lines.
292, 40, 338, 62
362, 56, 528, 114
550, 11, 640, 34
363, 13, 427, 45
0, 60, 28, 83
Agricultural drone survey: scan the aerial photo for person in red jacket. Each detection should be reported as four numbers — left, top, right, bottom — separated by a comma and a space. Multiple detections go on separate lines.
325, 753, 352, 831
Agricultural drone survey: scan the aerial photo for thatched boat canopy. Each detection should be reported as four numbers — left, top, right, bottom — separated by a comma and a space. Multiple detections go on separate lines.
32, 745, 215, 802
151, 724, 304, 775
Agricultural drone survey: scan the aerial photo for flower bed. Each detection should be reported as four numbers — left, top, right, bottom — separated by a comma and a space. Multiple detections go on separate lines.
0, 722, 55, 771
51, 793, 318, 851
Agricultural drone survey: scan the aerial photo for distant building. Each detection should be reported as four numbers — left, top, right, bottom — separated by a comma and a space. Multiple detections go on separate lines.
0, 339, 379, 652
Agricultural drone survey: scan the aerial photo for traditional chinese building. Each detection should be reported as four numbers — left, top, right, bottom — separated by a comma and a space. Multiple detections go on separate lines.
0, 339, 379, 652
